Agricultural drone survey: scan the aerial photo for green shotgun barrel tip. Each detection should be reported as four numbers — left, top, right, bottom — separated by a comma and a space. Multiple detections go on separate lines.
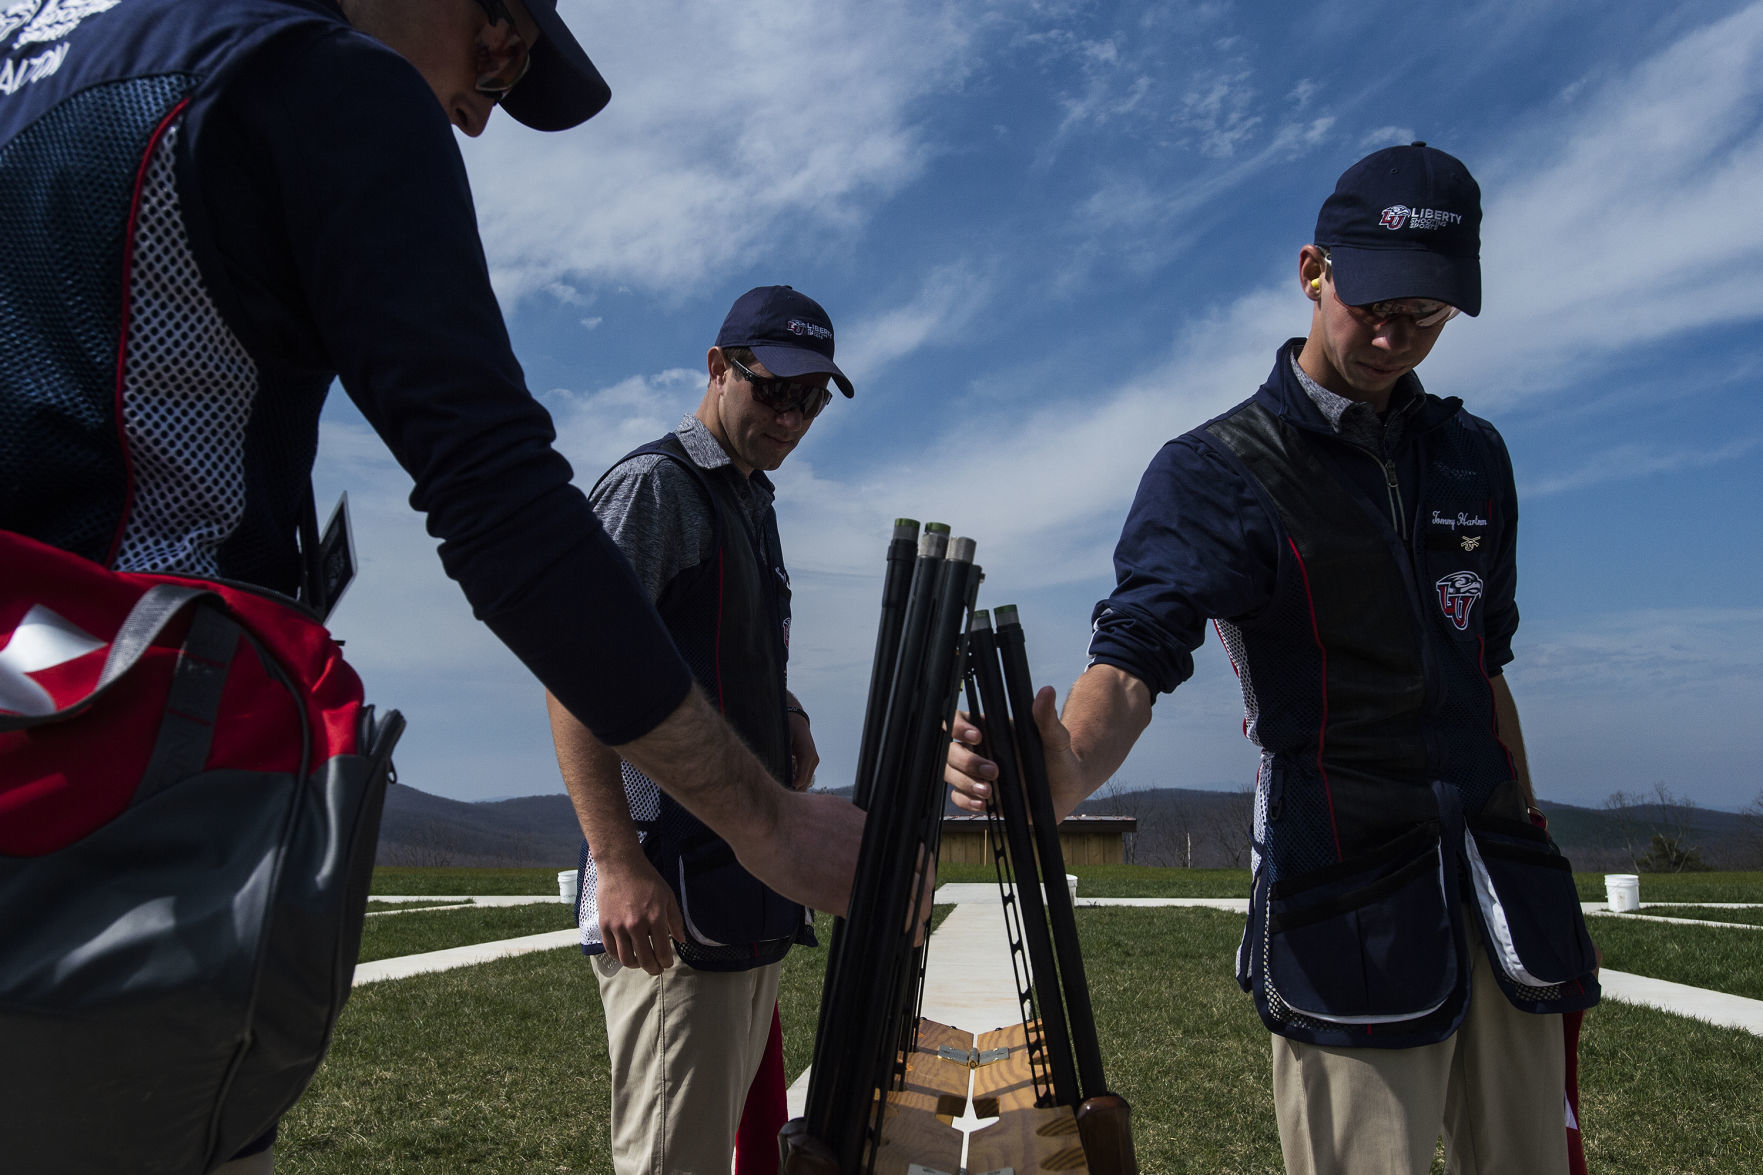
995, 604, 1020, 626
924, 521, 951, 535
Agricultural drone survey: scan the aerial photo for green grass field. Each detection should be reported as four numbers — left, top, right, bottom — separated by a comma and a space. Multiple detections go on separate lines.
1587, 914, 1763, 1001
375, 863, 1763, 903
281, 886, 1763, 1174
372, 866, 563, 895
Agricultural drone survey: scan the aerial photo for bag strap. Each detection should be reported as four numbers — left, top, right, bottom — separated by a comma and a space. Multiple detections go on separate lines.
135, 603, 241, 804
0, 583, 221, 732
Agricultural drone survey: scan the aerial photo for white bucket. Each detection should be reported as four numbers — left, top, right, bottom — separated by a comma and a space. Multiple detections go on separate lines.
558, 869, 579, 905
1605, 874, 1640, 913
1066, 874, 1079, 905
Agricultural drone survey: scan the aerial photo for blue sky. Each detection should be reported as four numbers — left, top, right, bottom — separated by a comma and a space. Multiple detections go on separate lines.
314, 0, 1763, 813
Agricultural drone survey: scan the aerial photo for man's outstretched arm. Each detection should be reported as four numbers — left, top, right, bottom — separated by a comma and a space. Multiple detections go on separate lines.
613, 685, 861, 918
946, 662, 1154, 824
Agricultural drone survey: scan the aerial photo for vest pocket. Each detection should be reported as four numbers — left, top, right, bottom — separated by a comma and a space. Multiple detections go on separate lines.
674, 838, 803, 948
1264, 824, 1457, 1023
1463, 818, 1597, 987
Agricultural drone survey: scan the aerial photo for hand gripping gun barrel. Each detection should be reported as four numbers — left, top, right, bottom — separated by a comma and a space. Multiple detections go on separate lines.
779, 521, 1137, 1175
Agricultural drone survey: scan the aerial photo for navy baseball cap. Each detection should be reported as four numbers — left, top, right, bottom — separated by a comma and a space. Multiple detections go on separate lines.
715, 286, 855, 397
1314, 142, 1482, 316
499, 0, 611, 132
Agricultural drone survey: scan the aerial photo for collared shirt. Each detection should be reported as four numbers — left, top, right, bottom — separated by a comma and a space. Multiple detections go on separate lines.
1289, 354, 1416, 458
590, 415, 777, 605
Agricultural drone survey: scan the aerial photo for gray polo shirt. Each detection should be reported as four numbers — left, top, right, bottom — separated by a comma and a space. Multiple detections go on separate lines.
589, 415, 779, 606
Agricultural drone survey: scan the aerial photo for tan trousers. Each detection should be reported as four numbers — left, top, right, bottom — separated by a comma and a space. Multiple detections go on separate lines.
594, 953, 782, 1175
1272, 921, 1568, 1175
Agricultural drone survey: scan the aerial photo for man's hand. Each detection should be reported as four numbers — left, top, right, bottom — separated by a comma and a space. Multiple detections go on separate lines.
945, 684, 1087, 821
787, 707, 818, 790
595, 855, 686, 974
615, 687, 863, 917
945, 667, 1154, 823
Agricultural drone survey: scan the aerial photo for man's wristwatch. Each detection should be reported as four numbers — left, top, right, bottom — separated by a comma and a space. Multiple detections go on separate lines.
786, 705, 809, 726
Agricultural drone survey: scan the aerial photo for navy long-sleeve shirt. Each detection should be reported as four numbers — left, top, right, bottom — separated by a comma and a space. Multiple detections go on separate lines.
0, 0, 690, 744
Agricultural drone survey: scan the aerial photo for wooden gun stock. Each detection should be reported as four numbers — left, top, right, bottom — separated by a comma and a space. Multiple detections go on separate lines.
1075, 1094, 1139, 1175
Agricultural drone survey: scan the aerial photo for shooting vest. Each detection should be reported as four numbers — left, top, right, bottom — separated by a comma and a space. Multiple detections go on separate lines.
584, 433, 807, 970
1202, 372, 1598, 1048
0, 0, 343, 585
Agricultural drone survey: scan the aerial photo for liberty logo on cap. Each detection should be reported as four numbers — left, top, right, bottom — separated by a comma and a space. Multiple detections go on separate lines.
786, 318, 832, 341
1379, 204, 1463, 232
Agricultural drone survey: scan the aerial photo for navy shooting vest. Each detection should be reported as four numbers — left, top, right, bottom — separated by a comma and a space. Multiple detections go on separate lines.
1203, 385, 1597, 1048
584, 433, 808, 970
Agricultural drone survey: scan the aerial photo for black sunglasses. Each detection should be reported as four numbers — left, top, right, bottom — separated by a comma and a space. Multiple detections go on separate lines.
470, 0, 532, 100
727, 355, 834, 420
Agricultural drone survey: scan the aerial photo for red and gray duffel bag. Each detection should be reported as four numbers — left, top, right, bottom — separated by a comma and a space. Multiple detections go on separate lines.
0, 529, 402, 1173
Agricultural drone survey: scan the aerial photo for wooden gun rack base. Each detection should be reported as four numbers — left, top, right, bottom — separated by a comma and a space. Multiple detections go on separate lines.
781, 1018, 1133, 1175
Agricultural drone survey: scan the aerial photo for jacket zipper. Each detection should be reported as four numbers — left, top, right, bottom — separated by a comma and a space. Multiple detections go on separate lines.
1350, 447, 1406, 540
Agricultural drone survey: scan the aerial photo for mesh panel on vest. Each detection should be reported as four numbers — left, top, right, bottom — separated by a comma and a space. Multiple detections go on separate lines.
0, 74, 193, 561
1215, 619, 1260, 744
112, 121, 258, 576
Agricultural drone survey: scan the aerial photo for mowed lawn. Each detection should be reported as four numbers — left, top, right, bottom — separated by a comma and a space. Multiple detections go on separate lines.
279, 882, 1763, 1175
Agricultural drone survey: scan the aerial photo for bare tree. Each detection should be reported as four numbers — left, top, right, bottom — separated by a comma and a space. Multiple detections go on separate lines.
1601, 784, 1711, 871
1150, 792, 1198, 869
1091, 776, 1143, 865
378, 817, 460, 868
1210, 786, 1257, 869
1744, 789, 1763, 869
1601, 789, 1646, 868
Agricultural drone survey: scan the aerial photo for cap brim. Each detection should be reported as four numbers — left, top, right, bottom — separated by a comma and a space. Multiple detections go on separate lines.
750, 343, 855, 397
499, 5, 611, 132
1329, 245, 1481, 317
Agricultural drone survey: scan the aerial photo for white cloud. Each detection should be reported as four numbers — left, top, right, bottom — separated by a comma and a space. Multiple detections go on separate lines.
833, 263, 997, 375
1428, 3, 1763, 405
1523, 436, 1763, 497
1358, 124, 1414, 149
460, 0, 986, 304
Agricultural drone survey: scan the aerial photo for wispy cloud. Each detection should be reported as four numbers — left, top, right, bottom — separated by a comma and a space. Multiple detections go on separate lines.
1428, 2, 1763, 404
460, 0, 988, 303
834, 263, 998, 375
1523, 436, 1763, 497
1358, 124, 1415, 149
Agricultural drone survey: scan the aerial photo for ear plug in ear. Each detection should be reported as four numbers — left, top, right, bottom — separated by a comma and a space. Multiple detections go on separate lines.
1310, 278, 1321, 292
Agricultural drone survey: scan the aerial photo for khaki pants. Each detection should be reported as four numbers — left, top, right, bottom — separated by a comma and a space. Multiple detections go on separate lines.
594, 953, 782, 1175
1272, 921, 1568, 1175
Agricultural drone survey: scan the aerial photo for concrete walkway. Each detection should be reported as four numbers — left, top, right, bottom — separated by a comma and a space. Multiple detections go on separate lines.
1596, 969, 1763, 1036
355, 888, 1763, 1049
353, 928, 579, 985
1586, 908, 1763, 932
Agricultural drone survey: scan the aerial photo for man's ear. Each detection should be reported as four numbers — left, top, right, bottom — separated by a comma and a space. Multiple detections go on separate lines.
1298, 245, 1327, 302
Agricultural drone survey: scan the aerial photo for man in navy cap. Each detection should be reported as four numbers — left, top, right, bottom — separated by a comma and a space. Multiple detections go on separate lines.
945, 145, 1599, 1172
548, 286, 853, 1175
0, 2, 863, 1170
